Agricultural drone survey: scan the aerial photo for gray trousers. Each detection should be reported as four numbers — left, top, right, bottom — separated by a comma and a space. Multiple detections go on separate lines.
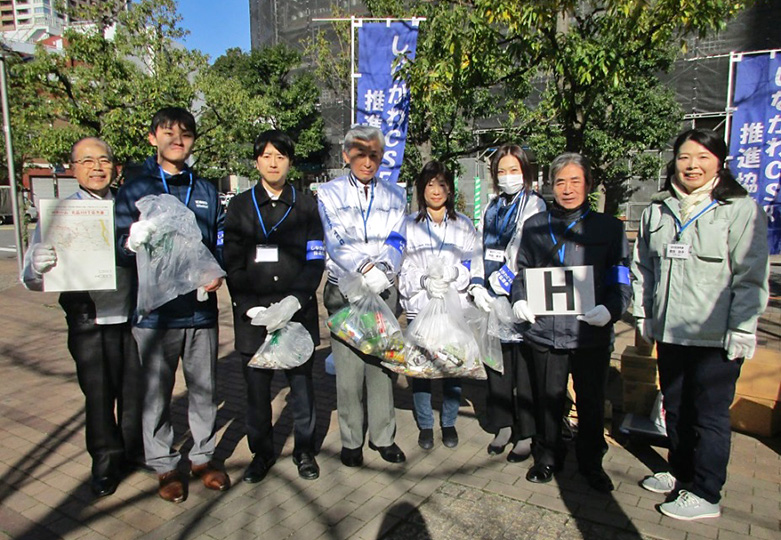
324, 281, 397, 449
133, 326, 218, 473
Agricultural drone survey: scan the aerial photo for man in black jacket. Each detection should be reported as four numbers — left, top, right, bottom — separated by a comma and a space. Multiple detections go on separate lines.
223, 130, 325, 482
511, 153, 631, 492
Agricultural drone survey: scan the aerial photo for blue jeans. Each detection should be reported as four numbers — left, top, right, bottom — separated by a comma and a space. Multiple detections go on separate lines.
411, 377, 462, 429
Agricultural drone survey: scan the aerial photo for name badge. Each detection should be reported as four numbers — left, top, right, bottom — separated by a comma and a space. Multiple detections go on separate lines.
485, 248, 505, 263
255, 245, 279, 263
665, 243, 691, 259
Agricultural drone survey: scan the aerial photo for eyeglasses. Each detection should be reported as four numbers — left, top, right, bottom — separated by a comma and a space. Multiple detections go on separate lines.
74, 157, 113, 168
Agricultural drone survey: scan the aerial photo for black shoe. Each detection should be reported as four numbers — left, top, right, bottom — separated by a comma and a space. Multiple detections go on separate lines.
487, 441, 508, 455
580, 468, 614, 492
90, 475, 119, 498
243, 455, 275, 484
507, 449, 531, 463
418, 429, 434, 450
526, 463, 556, 484
368, 441, 406, 463
442, 426, 459, 448
293, 452, 320, 480
340, 447, 364, 468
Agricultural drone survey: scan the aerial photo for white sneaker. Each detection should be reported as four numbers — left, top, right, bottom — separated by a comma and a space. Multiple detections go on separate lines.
659, 490, 721, 521
641, 471, 677, 493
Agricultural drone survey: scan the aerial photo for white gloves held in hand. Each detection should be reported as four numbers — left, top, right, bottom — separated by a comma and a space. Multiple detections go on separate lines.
31, 244, 57, 274
471, 285, 494, 313
248, 296, 301, 332
512, 300, 536, 324
424, 277, 450, 299
725, 330, 756, 360
577, 305, 611, 327
127, 220, 157, 253
362, 265, 391, 295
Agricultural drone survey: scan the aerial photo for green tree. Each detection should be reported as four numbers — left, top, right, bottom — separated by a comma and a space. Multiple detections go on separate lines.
195, 45, 327, 181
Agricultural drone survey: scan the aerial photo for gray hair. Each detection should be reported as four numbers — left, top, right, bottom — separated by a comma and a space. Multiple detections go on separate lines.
343, 125, 385, 153
548, 152, 593, 188
70, 137, 114, 163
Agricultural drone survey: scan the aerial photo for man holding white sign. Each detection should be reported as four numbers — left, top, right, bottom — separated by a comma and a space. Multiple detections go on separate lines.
22, 137, 142, 498
511, 153, 631, 492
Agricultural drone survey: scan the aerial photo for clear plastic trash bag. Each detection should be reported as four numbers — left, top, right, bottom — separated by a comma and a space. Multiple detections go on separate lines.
326, 272, 405, 363
247, 322, 314, 370
488, 296, 523, 342
463, 304, 504, 374
135, 194, 225, 317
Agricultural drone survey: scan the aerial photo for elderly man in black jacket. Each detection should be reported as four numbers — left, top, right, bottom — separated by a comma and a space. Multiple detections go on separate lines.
511, 153, 631, 492
223, 130, 325, 482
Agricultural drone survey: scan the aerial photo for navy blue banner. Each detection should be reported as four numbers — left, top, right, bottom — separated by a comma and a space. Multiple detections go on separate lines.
729, 52, 781, 253
357, 22, 418, 183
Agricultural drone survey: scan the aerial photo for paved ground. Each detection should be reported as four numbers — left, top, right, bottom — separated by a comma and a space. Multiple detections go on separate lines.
0, 257, 778, 540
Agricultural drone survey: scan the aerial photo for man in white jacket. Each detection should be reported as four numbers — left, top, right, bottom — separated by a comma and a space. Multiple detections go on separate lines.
318, 125, 407, 467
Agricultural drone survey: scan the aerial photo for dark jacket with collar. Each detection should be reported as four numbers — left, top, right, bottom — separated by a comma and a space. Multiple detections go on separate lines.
223, 183, 325, 355
114, 156, 225, 329
511, 201, 631, 350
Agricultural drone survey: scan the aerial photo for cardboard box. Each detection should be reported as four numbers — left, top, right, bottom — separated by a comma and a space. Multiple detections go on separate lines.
622, 380, 659, 416
730, 394, 780, 437
620, 345, 659, 384
735, 347, 781, 401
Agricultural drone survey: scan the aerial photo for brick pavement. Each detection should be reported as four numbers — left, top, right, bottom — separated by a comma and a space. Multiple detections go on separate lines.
0, 257, 778, 540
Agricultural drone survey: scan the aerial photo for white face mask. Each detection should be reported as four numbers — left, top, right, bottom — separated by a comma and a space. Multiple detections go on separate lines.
497, 174, 524, 194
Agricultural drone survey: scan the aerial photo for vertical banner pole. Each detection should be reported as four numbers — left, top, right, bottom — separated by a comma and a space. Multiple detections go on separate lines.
473, 175, 481, 225
724, 51, 738, 145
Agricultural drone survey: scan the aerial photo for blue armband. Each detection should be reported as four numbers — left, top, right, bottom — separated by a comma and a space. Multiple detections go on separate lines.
306, 240, 326, 260
216, 230, 224, 247
495, 264, 516, 294
385, 231, 406, 254
460, 259, 471, 271
606, 265, 630, 285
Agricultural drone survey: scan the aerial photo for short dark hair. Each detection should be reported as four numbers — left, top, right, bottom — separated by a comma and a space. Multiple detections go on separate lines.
489, 144, 534, 193
415, 160, 457, 222
253, 130, 295, 160
664, 128, 747, 201
150, 107, 197, 138
549, 152, 593, 190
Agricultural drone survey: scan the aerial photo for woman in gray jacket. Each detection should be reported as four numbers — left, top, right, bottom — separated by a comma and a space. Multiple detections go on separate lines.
632, 128, 769, 521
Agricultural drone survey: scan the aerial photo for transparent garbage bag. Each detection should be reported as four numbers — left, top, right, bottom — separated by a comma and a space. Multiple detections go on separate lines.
488, 296, 523, 342
326, 272, 405, 363
135, 194, 225, 317
247, 322, 314, 370
383, 286, 486, 380
463, 304, 504, 374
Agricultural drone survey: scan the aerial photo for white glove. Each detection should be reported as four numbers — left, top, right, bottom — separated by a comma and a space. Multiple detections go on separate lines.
31, 244, 57, 274
424, 276, 450, 299
725, 330, 756, 360
251, 296, 301, 332
363, 265, 391, 295
637, 318, 653, 344
442, 265, 459, 283
246, 306, 267, 319
512, 300, 536, 324
577, 305, 612, 327
471, 285, 494, 313
488, 272, 509, 296
127, 220, 157, 252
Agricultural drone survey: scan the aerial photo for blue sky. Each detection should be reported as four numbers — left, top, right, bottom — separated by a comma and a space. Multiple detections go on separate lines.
177, 0, 251, 61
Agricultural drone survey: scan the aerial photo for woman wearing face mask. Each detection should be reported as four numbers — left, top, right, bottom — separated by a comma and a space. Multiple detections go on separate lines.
398, 161, 479, 449
469, 144, 546, 462
632, 129, 768, 520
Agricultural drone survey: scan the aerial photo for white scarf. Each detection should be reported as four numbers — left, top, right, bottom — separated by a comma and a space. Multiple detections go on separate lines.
672, 176, 718, 222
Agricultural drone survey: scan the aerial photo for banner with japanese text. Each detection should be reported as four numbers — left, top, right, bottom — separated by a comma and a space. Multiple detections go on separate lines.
357, 22, 418, 183
729, 52, 781, 253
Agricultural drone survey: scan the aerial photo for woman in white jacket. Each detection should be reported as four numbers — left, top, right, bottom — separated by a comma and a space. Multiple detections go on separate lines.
399, 161, 478, 449
632, 128, 769, 521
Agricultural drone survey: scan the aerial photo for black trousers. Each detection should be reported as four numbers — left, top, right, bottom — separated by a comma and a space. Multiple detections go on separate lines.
528, 343, 610, 471
485, 342, 536, 440
241, 352, 316, 463
657, 343, 741, 504
67, 321, 143, 477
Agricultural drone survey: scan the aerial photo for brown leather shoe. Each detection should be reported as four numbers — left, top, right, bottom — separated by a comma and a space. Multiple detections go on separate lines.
158, 470, 186, 503
191, 461, 230, 491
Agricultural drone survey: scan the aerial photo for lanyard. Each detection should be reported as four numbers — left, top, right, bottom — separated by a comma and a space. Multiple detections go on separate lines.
354, 178, 375, 243
425, 214, 448, 255
494, 190, 525, 237
159, 165, 193, 208
673, 200, 717, 241
251, 184, 295, 241
548, 209, 590, 264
